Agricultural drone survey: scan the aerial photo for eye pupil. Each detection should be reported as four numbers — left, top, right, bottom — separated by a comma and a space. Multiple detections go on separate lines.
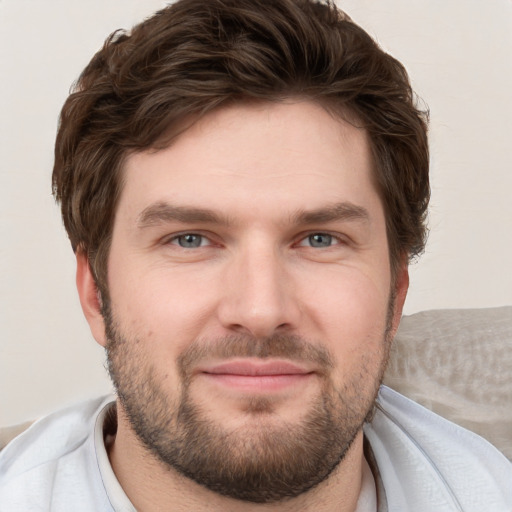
178, 234, 202, 248
309, 234, 332, 247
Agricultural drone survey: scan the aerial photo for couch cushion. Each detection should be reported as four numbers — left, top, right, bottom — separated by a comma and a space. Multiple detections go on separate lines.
2, 307, 511, 461
384, 306, 512, 460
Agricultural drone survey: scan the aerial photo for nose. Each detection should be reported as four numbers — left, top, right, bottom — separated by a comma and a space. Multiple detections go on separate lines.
217, 242, 300, 338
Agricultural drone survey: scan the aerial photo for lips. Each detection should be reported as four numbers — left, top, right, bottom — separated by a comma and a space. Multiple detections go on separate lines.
200, 359, 312, 375
196, 359, 315, 392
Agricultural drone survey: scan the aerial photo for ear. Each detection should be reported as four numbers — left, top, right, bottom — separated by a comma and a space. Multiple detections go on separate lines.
388, 258, 409, 340
76, 250, 108, 347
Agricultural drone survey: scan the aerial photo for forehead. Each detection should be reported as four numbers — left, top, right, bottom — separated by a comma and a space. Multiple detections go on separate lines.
118, 101, 381, 224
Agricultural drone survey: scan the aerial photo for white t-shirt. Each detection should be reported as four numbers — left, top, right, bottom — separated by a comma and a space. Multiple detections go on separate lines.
0, 386, 511, 511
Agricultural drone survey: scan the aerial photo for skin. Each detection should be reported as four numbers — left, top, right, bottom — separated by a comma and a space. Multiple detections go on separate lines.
77, 100, 408, 511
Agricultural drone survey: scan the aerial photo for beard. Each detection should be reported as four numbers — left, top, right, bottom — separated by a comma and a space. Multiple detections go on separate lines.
104, 306, 392, 504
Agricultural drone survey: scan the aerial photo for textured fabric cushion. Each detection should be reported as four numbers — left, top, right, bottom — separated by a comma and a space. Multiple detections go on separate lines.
384, 306, 512, 460
2, 307, 511, 461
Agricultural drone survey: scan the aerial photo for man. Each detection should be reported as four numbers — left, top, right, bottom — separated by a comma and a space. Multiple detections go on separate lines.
0, 0, 510, 510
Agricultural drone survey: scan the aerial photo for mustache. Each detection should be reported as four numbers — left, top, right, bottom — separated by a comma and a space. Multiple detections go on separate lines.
177, 333, 334, 379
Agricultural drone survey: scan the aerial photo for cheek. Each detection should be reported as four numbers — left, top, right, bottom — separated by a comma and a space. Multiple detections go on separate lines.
301, 267, 391, 361
107, 261, 221, 349
304, 264, 390, 325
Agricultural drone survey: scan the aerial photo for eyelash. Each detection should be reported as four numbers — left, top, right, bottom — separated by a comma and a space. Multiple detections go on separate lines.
164, 231, 346, 249
167, 233, 214, 248
296, 232, 344, 248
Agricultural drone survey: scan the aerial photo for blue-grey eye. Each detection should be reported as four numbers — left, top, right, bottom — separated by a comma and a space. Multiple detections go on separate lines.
176, 234, 203, 248
308, 233, 333, 247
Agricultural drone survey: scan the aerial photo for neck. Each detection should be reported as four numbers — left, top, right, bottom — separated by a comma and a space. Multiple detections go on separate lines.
108, 401, 367, 512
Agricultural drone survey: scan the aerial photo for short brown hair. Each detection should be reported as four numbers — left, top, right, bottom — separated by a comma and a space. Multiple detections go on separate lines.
52, 0, 429, 294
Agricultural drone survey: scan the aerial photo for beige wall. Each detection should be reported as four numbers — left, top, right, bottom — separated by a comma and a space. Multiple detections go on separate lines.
1, 0, 511, 425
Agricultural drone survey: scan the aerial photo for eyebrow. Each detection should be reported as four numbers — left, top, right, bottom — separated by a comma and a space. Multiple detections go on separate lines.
137, 202, 230, 228
136, 201, 370, 229
291, 202, 370, 225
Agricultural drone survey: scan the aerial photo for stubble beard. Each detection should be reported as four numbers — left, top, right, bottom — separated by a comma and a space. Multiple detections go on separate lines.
104, 307, 392, 504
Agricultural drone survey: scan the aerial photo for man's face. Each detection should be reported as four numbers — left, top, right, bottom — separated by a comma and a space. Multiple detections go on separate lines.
93, 101, 407, 502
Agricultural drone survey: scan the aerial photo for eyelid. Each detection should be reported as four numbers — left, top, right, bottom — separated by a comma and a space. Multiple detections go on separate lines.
173, 234, 209, 247
162, 231, 217, 247
159, 230, 350, 249
294, 231, 348, 248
